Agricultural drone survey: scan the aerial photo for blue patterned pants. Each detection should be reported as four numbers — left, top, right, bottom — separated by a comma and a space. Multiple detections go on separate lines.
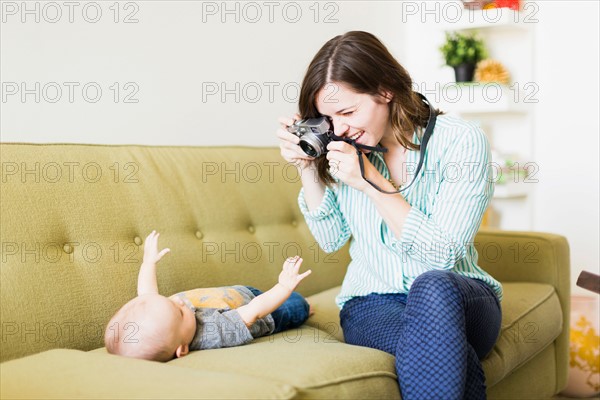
339, 270, 502, 400
246, 287, 310, 334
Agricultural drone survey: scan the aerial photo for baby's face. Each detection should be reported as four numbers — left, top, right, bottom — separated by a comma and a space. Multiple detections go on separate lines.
136, 294, 197, 357
168, 296, 197, 348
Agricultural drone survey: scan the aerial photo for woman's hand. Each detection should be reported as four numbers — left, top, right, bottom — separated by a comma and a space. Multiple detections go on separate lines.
276, 113, 316, 172
325, 141, 380, 192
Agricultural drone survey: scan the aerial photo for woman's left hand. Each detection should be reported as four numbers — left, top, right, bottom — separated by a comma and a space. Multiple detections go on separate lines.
326, 141, 380, 192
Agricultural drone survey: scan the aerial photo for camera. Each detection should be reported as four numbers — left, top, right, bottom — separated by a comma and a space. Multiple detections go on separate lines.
287, 117, 334, 158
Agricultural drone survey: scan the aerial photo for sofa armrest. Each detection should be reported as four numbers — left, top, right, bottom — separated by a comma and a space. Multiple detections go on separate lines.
474, 228, 570, 392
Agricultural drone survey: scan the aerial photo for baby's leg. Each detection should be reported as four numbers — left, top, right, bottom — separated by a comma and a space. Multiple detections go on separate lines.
270, 292, 310, 334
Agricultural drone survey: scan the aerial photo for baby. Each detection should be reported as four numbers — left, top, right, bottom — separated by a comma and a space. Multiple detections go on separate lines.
105, 230, 312, 362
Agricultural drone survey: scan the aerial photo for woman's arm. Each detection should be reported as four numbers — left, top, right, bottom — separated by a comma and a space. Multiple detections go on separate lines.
365, 178, 413, 239
298, 182, 352, 253
278, 114, 352, 253
380, 127, 493, 270
299, 163, 326, 211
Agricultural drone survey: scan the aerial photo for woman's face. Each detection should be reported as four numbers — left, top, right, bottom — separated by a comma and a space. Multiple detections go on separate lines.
315, 82, 393, 151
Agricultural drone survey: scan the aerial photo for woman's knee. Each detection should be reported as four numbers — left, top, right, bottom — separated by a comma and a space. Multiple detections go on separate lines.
409, 270, 462, 305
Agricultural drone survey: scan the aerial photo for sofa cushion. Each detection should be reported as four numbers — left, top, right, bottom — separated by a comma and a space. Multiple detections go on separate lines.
167, 326, 401, 399
0, 349, 296, 399
304, 286, 346, 342
482, 282, 563, 387
0, 144, 351, 362
305, 282, 562, 388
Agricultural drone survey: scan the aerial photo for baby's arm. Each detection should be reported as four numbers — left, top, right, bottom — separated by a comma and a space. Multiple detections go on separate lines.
236, 256, 311, 327
137, 230, 170, 296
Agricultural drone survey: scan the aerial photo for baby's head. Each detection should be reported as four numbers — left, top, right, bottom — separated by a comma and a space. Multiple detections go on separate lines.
104, 294, 197, 362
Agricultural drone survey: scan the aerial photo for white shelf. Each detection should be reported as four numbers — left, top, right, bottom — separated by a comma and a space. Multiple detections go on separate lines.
440, 9, 532, 31
436, 83, 530, 114
430, 2, 537, 230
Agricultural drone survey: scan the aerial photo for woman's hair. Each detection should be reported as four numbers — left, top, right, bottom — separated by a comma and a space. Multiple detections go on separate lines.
298, 30, 442, 185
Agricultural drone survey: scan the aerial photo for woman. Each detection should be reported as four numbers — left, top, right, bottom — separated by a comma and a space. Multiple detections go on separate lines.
276, 31, 503, 400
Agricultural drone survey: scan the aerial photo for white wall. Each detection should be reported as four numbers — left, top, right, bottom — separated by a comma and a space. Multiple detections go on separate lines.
2, 1, 599, 294
1, 1, 405, 145
532, 1, 599, 295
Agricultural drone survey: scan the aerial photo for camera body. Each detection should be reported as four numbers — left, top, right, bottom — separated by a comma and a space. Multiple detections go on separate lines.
287, 117, 334, 158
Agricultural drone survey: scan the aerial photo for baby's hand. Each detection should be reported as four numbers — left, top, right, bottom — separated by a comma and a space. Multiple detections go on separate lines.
278, 256, 312, 292
142, 230, 170, 265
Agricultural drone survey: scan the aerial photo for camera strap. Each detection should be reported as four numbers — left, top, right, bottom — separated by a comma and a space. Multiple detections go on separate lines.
331, 93, 437, 195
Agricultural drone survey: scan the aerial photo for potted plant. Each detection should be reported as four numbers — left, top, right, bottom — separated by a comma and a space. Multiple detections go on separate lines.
440, 31, 487, 82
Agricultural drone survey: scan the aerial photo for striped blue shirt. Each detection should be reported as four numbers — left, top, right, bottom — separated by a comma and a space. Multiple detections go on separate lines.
298, 114, 503, 309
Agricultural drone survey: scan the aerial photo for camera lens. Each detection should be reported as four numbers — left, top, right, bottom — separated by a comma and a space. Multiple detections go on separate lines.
300, 141, 319, 158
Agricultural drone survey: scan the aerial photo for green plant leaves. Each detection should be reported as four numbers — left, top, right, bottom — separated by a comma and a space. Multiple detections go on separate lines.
440, 31, 488, 67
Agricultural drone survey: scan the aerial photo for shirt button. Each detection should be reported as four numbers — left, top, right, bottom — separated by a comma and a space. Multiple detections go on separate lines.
63, 244, 73, 254
291, 220, 298, 227
248, 225, 256, 234
195, 230, 204, 240
134, 236, 142, 246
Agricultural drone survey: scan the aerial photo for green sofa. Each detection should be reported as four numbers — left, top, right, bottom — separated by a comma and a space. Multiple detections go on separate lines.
0, 143, 570, 399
